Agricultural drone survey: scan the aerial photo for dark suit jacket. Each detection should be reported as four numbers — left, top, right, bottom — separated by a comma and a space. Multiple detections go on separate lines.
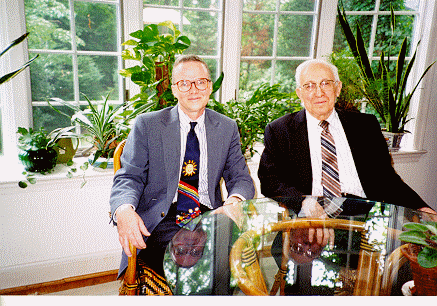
110, 106, 255, 274
258, 109, 429, 210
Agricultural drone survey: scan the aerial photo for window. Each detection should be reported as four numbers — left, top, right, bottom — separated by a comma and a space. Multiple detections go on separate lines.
1, 0, 435, 165
25, 0, 123, 132
142, 0, 224, 85
240, 0, 319, 98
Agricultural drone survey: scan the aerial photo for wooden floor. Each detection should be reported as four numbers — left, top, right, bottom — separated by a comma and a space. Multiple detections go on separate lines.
46, 281, 120, 296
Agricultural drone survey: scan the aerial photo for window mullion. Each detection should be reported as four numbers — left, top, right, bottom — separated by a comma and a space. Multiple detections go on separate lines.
69, 0, 80, 106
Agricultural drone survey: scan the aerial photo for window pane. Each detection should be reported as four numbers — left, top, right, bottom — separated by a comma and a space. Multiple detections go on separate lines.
333, 15, 373, 54
184, 11, 219, 56
275, 60, 303, 92
277, 15, 314, 57
33, 105, 75, 132
280, 0, 316, 11
74, 1, 118, 52
145, 0, 179, 6
374, 15, 414, 57
239, 59, 272, 98
24, 0, 71, 50
78, 55, 119, 101
340, 0, 376, 11
0, 110, 3, 155
183, 0, 220, 9
29, 53, 74, 102
241, 13, 274, 57
244, 0, 276, 11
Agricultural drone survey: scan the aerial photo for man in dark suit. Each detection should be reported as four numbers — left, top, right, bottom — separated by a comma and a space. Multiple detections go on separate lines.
110, 55, 255, 277
258, 59, 435, 215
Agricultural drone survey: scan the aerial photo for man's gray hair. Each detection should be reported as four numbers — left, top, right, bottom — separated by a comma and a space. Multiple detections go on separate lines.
295, 59, 340, 87
172, 54, 211, 83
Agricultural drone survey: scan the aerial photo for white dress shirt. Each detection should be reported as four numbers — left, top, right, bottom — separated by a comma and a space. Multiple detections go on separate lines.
306, 109, 366, 198
174, 106, 212, 208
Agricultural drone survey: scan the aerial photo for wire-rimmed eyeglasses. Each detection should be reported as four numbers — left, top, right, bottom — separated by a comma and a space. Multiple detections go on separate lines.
173, 78, 211, 92
301, 79, 338, 93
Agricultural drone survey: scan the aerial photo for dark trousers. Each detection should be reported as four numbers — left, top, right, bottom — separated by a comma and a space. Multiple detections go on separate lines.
139, 203, 211, 277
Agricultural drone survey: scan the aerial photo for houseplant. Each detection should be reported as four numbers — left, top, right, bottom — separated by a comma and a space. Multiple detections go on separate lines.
208, 83, 299, 158
119, 20, 191, 111
0, 32, 38, 85
17, 127, 58, 173
337, 5, 436, 149
398, 221, 437, 295
48, 91, 149, 168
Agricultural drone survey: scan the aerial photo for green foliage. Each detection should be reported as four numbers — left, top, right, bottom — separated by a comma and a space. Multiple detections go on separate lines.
208, 83, 301, 157
337, 4, 436, 133
399, 222, 437, 268
17, 127, 54, 151
0, 32, 38, 85
48, 91, 150, 165
119, 21, 191, 111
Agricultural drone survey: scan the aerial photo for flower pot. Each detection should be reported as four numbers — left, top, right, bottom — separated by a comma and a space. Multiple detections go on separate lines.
18, 148, 58, 173
88, 154, 114, 169
381, 131, 405, 151
401, 243, 437, 296
55, 137, 79, 164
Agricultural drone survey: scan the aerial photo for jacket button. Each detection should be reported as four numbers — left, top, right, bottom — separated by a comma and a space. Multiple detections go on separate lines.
161, 212, 165, 218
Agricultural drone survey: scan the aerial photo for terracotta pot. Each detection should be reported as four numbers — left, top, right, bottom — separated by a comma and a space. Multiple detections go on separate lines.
401, 243, 437, 296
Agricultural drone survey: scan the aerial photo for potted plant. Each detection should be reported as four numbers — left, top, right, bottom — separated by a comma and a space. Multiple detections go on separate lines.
398, 221, 437, 295
17, 127, 58, 173
48, 91, 149, 168
0, 32, 38, 85
49, 126, 81, 164
208, 83, 299, 158
337, 5, 436, 150
119, 20, 191, 111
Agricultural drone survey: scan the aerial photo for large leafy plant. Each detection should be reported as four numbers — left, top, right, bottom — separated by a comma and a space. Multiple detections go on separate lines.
337, 5, 436, 133
49, 91, 150, 167
399, 221, 437, 268
119, 21, 191, 111
0, 32, 38, 85
209, 83, 299, 157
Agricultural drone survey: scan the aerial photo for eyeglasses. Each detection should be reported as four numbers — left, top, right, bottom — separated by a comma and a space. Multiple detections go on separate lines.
301, 80, 337, 93
172, 244, 204, 257
173, 78, 211, 92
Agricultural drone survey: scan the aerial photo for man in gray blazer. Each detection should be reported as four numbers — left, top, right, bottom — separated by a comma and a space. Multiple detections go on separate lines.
110, 55, 255, 277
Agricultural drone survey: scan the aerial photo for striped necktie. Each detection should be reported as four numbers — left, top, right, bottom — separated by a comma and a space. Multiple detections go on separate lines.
320, 120, 341, 198
176, 122, 201, 227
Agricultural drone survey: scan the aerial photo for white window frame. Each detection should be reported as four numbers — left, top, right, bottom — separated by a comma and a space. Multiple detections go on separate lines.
2, 0, 437, 170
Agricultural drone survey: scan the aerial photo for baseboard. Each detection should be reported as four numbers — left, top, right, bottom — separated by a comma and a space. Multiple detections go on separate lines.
0, 250, 121, 291
0, 269, 119, 295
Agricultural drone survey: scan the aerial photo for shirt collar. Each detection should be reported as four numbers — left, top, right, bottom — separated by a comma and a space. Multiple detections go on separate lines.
177, 104, 205, 129
306, 109, 338, 129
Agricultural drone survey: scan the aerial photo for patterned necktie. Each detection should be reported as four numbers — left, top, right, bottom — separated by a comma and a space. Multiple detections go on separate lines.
320, 120, 341, 198
176, 122, 201, 227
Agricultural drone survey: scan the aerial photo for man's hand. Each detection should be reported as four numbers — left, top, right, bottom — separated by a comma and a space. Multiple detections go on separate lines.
301, 197, 335, 249
116, 206, 150, 257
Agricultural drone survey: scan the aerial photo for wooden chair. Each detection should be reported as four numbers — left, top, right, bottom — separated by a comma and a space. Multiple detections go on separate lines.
229, 218, 380, 295
113, 139, 172, 296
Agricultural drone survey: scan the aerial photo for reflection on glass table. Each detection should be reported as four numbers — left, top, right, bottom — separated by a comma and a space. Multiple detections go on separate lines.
163, 196, 436, 296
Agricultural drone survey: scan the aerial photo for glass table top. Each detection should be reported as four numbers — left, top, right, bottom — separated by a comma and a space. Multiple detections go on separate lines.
162, 196, 436, 296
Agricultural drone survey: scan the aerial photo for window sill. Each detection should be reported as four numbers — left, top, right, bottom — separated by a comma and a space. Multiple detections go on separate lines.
390, 149, 427, 164
0, 157, 114, 188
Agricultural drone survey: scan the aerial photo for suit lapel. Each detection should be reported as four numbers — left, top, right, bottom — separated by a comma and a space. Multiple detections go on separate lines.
162, 107, 181, 199
293, 110, 313, 194
205, 110, 221, 202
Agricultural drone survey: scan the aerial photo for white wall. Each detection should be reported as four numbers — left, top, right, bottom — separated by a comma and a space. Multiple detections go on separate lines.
0, 169, 121, 290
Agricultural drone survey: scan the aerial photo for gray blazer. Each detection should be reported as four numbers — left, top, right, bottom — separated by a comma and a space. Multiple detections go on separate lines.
110, 106, 255, 274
